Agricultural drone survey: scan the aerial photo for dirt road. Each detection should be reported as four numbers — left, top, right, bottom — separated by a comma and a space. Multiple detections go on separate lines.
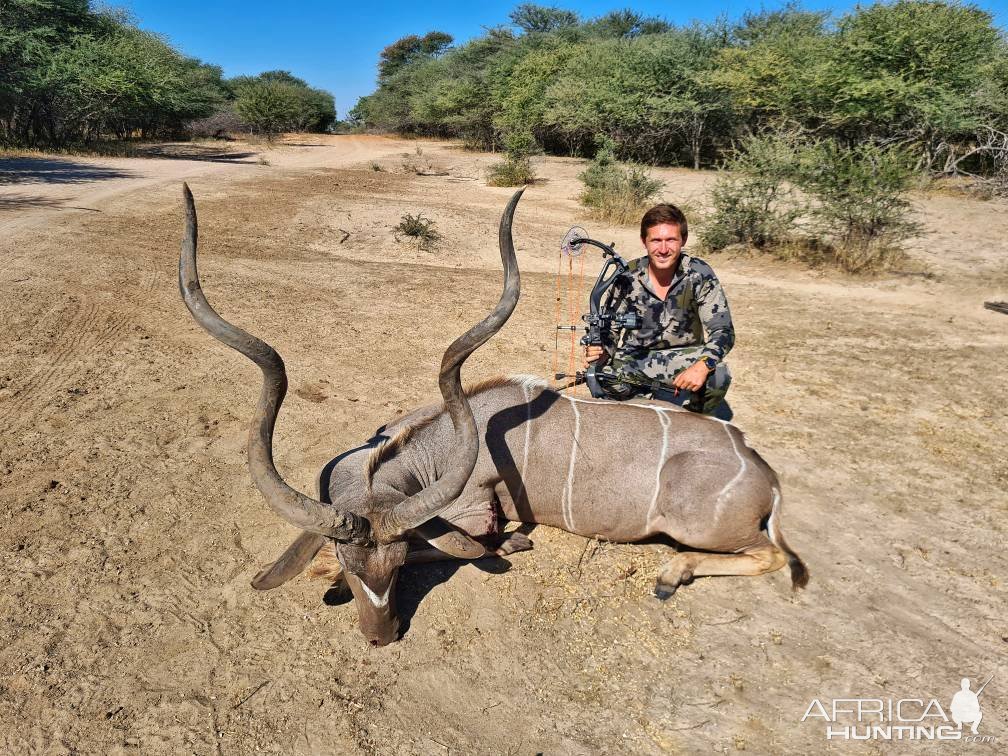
1, 135, 1005, 753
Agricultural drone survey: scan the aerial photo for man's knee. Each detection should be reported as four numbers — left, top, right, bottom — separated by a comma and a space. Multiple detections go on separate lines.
710, 362, 731, 392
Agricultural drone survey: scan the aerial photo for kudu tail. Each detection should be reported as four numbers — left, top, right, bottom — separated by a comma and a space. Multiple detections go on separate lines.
767, 487, 809, 590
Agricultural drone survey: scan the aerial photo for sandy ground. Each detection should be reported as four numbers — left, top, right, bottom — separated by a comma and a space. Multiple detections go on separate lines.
1, 135, 1005, 754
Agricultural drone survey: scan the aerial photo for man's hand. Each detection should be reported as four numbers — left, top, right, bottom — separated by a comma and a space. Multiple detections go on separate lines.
672, 360, 711, 392
584, 345, 604, 367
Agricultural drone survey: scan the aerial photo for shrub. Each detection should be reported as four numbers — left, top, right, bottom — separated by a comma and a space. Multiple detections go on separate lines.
578, 142, 663, 224
394, 212, 441, 250
232, 74, 336, 136
795, 141, 920, 272
186, 108, 244, 138
487, 130, 538, 186
700, 134, 805, 251
487, 156, 536, 186
701, 134, 921, 272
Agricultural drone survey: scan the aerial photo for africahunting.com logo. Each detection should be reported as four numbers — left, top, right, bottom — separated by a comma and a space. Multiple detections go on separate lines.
800, 675, 996, 743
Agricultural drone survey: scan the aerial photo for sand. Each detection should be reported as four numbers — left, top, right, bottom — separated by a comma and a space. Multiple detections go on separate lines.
1, 134, 1005, 753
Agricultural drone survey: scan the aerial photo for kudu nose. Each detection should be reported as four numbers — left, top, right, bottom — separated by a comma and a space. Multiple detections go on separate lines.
365, 618, 401, 647
368, 630, 399, 647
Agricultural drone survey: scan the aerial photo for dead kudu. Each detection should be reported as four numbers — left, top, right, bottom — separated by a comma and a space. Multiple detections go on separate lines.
179, 186, 808, 646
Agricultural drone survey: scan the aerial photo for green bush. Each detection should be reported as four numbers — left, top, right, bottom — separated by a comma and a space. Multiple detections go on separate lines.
796, 141, 920, 272
700, 134, 805, 250
0, 4, 333, 147
349, 2, 1008, 187
701, 134, 920, 272
487, 156, 536, 186
487, 129, 538, 186
578, 143, 664, 224
232, 73, 335, 136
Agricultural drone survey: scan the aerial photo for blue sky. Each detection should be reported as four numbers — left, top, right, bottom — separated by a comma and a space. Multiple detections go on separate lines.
122, 1, 1008, 118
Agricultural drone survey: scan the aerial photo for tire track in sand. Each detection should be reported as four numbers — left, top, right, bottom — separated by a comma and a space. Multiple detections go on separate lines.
4, 261, 158, 436
5, 303, 127, 435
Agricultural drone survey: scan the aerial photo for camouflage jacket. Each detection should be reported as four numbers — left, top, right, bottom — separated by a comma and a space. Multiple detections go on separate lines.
601, 253, 735, 363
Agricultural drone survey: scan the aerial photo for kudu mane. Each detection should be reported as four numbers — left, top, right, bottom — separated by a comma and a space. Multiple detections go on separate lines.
362, 375, 541, 490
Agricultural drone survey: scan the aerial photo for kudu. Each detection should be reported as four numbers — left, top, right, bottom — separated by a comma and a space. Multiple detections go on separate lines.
180, 185, 808, 646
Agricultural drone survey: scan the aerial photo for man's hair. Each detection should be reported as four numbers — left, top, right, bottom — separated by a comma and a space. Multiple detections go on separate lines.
640, 203, 688, 242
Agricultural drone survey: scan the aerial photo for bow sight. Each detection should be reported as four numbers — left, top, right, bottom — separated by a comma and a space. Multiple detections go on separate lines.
555, 227, 639, 398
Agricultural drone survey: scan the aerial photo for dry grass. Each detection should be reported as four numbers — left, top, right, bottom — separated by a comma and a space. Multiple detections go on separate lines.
0, 141, 145, 159
400, 146, 443, 175
918, 175, 997, 201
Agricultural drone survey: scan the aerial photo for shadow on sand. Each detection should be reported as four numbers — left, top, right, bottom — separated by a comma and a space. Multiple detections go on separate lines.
0, 157, 135, 186
129, 144, 260, 163
0, 194, 80, 212
0, 145, 260, 187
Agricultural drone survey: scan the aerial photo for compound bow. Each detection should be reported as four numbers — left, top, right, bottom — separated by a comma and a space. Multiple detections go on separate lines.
552, 227, 639, 398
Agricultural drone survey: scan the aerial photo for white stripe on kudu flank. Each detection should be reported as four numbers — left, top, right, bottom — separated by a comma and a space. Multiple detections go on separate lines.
561, 400, 581, 531
648, 407, 671, 524
717, 424, 748, 502
520, 382, 532, 482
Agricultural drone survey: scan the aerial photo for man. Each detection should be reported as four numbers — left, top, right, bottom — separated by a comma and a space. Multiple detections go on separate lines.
584, 203, 734, 415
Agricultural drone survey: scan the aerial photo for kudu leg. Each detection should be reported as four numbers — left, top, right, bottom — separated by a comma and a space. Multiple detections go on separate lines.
654, 540, 788, 600
404, 531, 533, 564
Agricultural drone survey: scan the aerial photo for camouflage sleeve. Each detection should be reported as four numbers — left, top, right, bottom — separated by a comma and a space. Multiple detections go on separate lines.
693, 263, 735, 362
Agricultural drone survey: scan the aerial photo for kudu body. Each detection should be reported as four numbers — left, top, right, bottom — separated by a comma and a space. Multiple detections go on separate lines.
180, 186, 807, 646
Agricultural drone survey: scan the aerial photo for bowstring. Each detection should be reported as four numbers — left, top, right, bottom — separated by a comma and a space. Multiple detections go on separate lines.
551, 249, 563, 389
566, 251, 575, 395
551, 233, 591, 395
574, 250, 586, 396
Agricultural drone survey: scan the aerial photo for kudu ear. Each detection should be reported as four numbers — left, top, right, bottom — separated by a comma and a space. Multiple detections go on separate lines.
251, 531, 327, 590
414, 520, 487, 559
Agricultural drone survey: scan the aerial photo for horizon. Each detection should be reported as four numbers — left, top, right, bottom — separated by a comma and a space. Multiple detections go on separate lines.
122, 0, 1008, 120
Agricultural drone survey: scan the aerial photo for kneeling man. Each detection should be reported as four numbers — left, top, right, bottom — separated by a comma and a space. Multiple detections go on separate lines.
584, 203, 733, 415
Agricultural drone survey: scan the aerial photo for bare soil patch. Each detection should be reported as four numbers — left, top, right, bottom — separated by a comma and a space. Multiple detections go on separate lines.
0, 135, 1005, 753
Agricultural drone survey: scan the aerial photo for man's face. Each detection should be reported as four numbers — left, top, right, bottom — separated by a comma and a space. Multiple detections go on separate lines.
642, 222, 685, 274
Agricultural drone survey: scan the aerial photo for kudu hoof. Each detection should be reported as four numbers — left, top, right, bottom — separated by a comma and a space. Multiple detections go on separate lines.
494, 532, 533, 556
654, 569, 693, 600
654, 585, 678, 601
